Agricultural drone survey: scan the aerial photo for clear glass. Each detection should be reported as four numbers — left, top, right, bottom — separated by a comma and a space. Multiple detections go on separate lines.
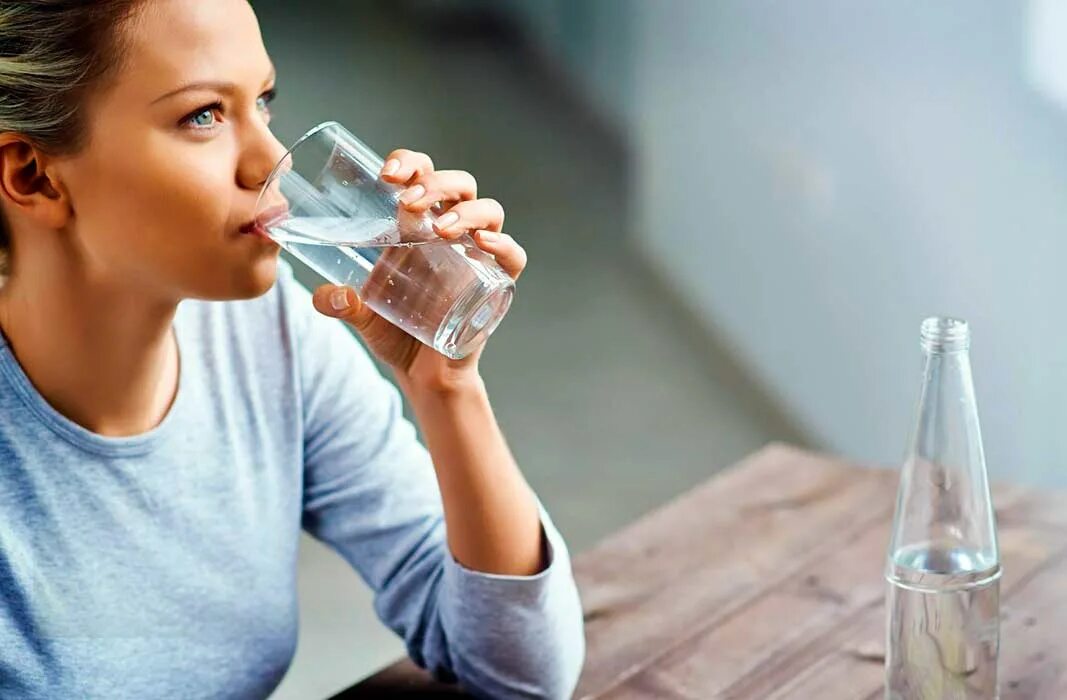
253, 121, 514, 360
885, 317, 1001, 700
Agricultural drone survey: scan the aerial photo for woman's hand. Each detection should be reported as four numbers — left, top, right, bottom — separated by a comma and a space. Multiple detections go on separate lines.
310, 148, 527, 392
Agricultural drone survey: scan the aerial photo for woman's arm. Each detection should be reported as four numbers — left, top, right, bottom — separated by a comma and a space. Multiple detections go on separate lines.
304, 147, 585, 697
295, 258, 584, 698
397, 372, 544, 577
313, 146, 553, 577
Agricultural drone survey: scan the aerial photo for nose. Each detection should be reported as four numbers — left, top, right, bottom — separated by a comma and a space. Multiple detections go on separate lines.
238, 120, 289, 192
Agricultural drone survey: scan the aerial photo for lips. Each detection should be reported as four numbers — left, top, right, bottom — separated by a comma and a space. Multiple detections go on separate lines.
240, 203, 289, 238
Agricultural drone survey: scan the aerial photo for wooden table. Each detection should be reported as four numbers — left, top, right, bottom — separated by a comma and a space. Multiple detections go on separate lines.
333, 444, 1067, 699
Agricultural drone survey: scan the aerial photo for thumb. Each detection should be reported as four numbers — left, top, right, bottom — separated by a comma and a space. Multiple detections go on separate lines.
311, 284, 376, 332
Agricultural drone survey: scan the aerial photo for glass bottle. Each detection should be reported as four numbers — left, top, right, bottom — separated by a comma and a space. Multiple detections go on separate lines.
885, 317, 1001, 700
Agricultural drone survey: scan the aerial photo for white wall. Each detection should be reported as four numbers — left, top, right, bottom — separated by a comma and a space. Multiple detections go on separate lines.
495, 0, 636, 135
630, 1, 1067, 485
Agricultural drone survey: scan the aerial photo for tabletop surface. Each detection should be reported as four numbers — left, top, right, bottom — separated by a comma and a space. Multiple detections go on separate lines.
333, 444, 1067, 699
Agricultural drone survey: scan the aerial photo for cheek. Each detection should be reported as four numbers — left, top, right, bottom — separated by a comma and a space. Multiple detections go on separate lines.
61, 129, 277, 300
73, 135, 236, 261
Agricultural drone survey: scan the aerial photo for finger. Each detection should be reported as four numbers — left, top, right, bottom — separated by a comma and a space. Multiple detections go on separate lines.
311, 284, 376, 332
379, 149, 434, 185
431, 198, 505, 238
397, 170, 478, 211
474, 230, 526, 280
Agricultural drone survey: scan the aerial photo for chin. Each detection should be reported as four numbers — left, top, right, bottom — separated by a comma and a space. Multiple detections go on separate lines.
189, 254, 281, 301
230, 254, 282, 299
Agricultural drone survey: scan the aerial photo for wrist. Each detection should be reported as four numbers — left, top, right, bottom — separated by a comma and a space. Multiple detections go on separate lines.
396, 365, 486, 401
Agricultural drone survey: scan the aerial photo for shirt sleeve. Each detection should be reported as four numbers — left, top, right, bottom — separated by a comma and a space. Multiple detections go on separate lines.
282, 265, 585, 699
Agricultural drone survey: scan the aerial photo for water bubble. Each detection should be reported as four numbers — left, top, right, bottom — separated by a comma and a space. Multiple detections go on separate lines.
386, 299, 392, 304
387, 279, 395, 286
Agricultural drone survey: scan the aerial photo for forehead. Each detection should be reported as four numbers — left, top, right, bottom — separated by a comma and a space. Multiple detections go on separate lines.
118, 0, 270, 92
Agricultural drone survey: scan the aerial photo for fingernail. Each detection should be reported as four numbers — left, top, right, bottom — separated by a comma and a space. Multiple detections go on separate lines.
330, 288, 350, 310
478, 231, 499, 243
435, 212, 459, 229
381, 159, 400, 176
399, 184, 425, 204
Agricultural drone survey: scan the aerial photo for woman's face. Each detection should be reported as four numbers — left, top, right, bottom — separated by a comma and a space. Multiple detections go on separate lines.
54, 0, 288, 301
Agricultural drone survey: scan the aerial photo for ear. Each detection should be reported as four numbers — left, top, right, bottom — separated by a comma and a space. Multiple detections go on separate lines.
0, 133, 71, 231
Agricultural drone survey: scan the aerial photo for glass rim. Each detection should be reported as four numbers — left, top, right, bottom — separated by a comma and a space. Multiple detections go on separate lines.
254, 120, 345, 217
920, 316, 970, 353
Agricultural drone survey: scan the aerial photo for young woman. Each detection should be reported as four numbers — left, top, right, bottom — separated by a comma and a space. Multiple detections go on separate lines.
0, 1, 583, 698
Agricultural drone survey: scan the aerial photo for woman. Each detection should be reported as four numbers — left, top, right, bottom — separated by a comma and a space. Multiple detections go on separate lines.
0, 1, 584, 698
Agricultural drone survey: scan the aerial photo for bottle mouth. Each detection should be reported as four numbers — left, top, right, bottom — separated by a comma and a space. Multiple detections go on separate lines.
920, 316, 970, 352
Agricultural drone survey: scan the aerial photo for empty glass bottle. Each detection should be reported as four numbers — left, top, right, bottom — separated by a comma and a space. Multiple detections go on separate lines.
885, 317, 1001, 700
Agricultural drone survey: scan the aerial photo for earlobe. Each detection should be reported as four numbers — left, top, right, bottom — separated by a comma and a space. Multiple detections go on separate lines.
0, 134, 70, 230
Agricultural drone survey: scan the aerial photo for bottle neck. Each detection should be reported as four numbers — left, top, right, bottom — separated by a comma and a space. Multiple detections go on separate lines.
890, 331, 998, 570
913, 348, 978, 462
920, 317, 970, 354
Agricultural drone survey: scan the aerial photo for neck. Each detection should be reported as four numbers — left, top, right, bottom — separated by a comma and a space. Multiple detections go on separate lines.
0, 250, 181, 438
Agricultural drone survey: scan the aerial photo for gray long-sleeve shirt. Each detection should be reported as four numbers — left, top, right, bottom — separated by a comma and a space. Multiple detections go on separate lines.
0, 261, 584, 699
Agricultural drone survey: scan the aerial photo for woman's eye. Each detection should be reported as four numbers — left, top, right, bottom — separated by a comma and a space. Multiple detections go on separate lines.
257, 89, 277, 114
190, 110, 215, 126
183, 104, 221, 129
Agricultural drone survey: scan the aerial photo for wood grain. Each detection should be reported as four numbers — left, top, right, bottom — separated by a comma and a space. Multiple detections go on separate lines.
339, 444, 1067, 699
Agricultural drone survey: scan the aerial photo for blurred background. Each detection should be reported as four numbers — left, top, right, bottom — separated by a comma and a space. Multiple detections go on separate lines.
253, 0, 1067, 696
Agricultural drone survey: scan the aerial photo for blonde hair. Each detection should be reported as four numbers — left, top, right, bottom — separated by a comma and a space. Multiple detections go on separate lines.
0, 0, 145, 280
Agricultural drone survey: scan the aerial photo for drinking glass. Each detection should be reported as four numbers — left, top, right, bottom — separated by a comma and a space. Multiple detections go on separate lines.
253, 121, 514, 360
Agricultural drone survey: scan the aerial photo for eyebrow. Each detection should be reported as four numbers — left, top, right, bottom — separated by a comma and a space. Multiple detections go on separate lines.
152, 66, 276, 105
